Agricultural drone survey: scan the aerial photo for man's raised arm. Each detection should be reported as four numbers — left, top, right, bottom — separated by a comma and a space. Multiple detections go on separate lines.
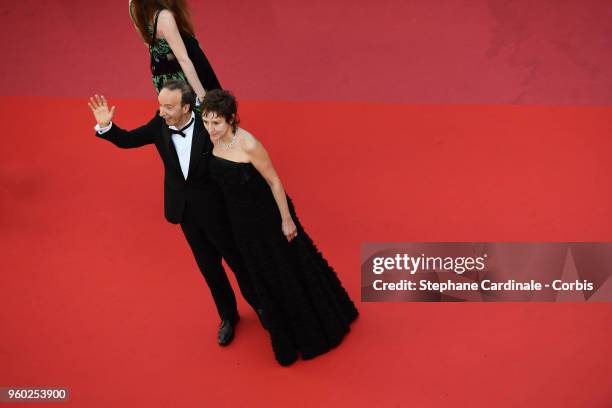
88, 94, 156, 148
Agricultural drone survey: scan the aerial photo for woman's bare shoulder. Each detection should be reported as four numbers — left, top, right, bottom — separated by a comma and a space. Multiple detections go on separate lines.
239, 129, 260, 151
156, 9, 176, 26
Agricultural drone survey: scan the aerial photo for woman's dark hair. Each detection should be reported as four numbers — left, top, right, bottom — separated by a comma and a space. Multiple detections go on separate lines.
201, 89, 240, 132
161, 79, 196, 111
130, 0, 195, 46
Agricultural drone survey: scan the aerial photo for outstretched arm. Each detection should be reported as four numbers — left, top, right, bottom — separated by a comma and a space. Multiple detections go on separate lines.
157, 10, 206, 102
88, 94, 156, 148
244, 134, 298, 242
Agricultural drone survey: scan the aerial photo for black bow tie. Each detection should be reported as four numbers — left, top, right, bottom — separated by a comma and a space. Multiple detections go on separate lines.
168, 117, 195, 137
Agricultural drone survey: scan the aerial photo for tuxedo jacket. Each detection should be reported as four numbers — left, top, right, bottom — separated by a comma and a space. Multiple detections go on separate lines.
95, 113, 220, 224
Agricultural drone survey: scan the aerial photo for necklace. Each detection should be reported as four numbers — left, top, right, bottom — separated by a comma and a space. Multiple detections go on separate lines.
219, 131, 237, 150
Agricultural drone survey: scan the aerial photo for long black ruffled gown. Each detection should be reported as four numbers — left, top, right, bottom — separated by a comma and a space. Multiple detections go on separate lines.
209, 155, 358, 365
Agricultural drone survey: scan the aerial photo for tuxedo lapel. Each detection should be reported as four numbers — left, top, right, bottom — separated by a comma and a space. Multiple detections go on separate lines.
186, 117, 210, 181
162, 127, 183, 176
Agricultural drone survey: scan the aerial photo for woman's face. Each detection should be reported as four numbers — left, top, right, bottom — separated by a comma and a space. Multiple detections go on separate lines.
202, 111, 233, 141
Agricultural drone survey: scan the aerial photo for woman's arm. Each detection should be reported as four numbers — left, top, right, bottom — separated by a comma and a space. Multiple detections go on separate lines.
156, 10, 207, 101
244, 133, 298, 241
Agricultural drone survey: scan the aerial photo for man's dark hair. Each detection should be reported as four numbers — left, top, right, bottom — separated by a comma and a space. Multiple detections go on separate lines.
161, 79, 196, 111
201, 89, 240, 132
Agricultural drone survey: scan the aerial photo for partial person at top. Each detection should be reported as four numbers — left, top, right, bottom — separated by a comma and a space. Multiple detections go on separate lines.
129, 0, 221, 103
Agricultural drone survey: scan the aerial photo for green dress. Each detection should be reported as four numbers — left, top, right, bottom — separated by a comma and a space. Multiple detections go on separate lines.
148, 31, 187, 91
129, 1, 221, 94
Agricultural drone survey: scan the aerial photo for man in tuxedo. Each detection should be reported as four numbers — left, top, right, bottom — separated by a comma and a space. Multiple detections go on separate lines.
88, 80, 258, 346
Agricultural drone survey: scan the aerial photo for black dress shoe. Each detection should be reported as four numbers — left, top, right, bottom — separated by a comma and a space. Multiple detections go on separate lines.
218, 316, 239, 346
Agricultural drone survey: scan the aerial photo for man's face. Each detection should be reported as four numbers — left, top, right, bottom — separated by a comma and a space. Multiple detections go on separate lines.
158, 89, 189, 126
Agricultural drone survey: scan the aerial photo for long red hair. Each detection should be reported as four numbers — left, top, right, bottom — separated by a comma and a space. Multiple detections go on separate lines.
130, 0, 195, 45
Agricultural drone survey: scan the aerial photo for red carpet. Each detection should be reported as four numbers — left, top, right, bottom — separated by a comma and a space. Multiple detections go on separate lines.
1, 96, 611, 407
2, 1, 611, 104
1, 0, 612, 406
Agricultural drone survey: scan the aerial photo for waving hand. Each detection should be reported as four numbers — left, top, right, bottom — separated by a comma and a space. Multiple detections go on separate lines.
88, 94, 116, 127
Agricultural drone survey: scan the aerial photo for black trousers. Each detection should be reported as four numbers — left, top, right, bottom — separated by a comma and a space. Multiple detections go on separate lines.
180, 200, 259, 321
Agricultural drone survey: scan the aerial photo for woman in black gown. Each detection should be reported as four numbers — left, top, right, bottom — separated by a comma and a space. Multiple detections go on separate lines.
201, 90, 358, 366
